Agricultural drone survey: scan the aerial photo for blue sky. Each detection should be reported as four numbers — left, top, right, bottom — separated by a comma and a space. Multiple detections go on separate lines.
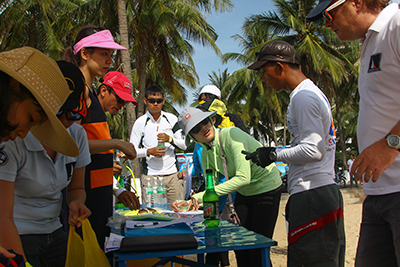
191, 0, 275, 87
179, 0, 400, 112
179, 0, 275, 110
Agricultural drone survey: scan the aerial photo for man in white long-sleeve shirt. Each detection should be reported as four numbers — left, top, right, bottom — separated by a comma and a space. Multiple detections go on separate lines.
130, 85, 186, 204
246, 40, 345, 266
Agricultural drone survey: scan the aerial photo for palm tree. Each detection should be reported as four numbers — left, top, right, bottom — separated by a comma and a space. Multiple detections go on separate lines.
220, 24, 289, 145
0, 0, 81, 57
225, 0, 358, 154
127, 0, 234, 120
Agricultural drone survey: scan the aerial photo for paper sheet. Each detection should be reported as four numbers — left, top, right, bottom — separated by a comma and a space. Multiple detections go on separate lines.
126, 217, 204, 229
105, 233, 124, 252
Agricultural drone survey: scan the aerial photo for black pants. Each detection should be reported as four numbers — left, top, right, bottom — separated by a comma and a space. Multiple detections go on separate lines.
234, 186, 282, 267
206, 251, 230, 266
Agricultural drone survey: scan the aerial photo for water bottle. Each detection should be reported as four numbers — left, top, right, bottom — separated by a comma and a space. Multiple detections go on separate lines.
158, 141, 165, 148
158, 177, 167, 204
153, 178, 160, 206
145, 177, 153, 207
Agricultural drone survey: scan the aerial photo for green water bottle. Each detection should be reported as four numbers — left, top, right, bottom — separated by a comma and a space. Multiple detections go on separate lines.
203, 169, 220, 228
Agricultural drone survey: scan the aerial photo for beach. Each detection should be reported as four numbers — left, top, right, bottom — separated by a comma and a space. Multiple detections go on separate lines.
269, 186, 365, 267
224, 186, 365, 267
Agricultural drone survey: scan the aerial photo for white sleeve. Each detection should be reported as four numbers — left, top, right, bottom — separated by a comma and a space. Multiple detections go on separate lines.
277, 91, 327, 164
130, 117, 148, 158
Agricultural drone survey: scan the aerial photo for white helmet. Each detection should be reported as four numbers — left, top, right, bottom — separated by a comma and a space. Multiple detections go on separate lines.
199, 84, 221, 98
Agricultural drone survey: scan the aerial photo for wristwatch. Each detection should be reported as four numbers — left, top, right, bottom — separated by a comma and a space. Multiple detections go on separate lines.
385, 133, 400, 152
269, 148, 277, 162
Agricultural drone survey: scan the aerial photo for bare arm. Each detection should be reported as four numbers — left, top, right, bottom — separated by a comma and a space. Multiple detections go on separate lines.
351, 120, 400, 182
88, 139, 137, 161
0, 180, 26, 260
67, 167, 91, 228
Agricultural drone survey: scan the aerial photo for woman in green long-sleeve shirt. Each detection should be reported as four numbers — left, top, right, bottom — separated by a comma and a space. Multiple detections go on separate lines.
172, 107, 282, 267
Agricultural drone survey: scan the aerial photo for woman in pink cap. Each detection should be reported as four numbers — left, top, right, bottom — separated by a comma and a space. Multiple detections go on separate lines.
63, 25, 139, 251
63, 25, 127, 104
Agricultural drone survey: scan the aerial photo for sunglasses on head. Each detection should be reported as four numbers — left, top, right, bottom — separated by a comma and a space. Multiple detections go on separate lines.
57, 110, 83, 121
322, 0, 346, 22
190, 118, 210, 134
147, 98, 164, 104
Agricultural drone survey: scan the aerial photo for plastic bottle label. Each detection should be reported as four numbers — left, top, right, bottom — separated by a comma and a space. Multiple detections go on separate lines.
145, 187, 153, 194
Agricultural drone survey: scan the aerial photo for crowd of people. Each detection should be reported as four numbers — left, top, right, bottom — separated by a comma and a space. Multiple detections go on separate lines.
1, 0, 400, 266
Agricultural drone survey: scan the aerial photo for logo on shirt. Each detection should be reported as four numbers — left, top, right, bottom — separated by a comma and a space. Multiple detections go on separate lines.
0, 150, 8, 166
368, 53, 382, 73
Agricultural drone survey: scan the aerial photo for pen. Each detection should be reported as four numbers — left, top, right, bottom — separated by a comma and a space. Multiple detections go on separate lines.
134, 222, 159, 227
178, 193, 181, 203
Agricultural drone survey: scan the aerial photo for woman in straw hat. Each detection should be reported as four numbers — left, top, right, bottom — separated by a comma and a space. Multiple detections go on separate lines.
0, 47, 79, 261
64, 25, 138, 250
0, 47, 78, 156
0, 61, 91, 267
173, 107, 282, 267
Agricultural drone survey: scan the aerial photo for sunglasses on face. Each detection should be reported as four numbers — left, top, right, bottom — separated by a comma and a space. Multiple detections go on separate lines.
111, 89, 125, 104
57, 110, 83, 121
190, 118, 210, 134
322, 0, 346, 22
147, 98, 164, 104
103, 84, 125, 104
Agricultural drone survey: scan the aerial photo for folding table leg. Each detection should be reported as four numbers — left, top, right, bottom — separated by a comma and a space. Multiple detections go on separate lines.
261, 247, 272, 267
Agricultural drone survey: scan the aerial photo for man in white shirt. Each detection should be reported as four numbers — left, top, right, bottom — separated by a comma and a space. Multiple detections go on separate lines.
130, 86, 186, 204
347, 154, 358, 187
307, 1, 400, 266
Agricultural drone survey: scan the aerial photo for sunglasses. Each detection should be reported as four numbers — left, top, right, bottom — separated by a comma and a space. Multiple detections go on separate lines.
103, 84, 126, 104
111, 89, 125, 104
190, 118, 210, 134
322, 0, 346, 22
57, 110, 83, 121
147, 98, 164, 104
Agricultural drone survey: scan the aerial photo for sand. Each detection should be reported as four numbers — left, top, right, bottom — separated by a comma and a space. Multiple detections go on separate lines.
182, 186, 365, 267
225, 186, 365, 267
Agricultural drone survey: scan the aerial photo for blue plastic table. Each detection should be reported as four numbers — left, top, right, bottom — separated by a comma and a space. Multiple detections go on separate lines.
113, 220, 277, 267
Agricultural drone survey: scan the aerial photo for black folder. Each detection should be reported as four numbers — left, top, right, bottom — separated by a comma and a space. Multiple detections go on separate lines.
119, 234, 198, 253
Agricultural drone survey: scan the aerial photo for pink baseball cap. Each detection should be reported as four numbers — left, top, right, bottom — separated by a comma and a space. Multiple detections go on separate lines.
73, 30, 127, 55
103, 71, 138, 105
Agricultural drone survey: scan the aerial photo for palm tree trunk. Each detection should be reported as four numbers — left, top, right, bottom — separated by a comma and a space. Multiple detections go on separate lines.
136, 52, 147, 117
117, 0, 136, 135
29, 12, 35, 47
117, 0, 141, 186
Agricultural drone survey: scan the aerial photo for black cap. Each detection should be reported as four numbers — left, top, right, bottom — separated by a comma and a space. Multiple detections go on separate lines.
306, 0, 334, 21
56, 60, 87, 117
248, 41, 300, 70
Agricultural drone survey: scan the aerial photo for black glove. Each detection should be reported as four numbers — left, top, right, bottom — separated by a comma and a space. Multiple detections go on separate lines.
242, 147, 276, 168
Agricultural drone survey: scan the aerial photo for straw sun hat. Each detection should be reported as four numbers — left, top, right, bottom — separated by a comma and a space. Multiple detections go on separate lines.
0, 47, 79, 157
